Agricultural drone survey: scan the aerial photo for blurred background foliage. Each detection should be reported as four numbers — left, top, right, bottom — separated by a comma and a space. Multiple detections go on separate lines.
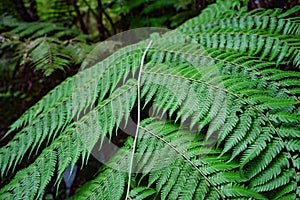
0, 0, 299, 198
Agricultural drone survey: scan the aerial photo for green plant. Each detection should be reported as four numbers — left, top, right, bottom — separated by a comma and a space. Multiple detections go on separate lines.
0, 14, 92, 136
1, 0, 300, 199
0, 14, 90, 77
110, 0, 202, 29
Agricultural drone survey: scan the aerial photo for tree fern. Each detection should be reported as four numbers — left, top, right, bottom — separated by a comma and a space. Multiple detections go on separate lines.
1, 0, 300, 199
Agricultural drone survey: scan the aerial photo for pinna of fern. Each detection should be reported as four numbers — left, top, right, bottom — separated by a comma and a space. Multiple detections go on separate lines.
0, 0, 300, 199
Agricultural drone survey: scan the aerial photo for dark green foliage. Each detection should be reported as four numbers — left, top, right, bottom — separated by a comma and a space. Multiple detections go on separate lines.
0, 0, 300, 199
112, 0, 204, 28
0, 13, 91, 143
0, 14, 89, 78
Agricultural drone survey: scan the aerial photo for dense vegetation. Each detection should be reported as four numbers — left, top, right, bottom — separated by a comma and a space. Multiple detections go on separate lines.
0, 0, 300, 199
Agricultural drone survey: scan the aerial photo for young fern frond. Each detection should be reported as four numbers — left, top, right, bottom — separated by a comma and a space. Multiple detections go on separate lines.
0, 0, 300, 199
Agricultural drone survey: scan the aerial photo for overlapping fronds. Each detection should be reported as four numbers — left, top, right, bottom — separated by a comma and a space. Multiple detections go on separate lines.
178, 2, 300, 67
0, 0, 299, 199
0, 44, 143, 176
73, 120, 268, 199
0, 78, 137, 199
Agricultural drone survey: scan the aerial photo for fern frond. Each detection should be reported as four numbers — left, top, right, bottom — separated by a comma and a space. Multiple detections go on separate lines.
28, 38, 69, 76
73, 120, 265, 200
1, 1, 300, 199
135, 120, 265, 199
0, 15, 82, 40
140, 50, 299, 197
0, 79, 138, 198
129, 187, 156, 200
72, 29, 298, 198
186, 31, 300, 67
180, 6, 300, 35
0, 43, 143, 176
70, 167, 126, 200
178, 2, 300, 68
0, 147, 57, 199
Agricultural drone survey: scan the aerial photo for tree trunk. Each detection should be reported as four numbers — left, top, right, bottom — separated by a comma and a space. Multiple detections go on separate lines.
71, 0, 89, 34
